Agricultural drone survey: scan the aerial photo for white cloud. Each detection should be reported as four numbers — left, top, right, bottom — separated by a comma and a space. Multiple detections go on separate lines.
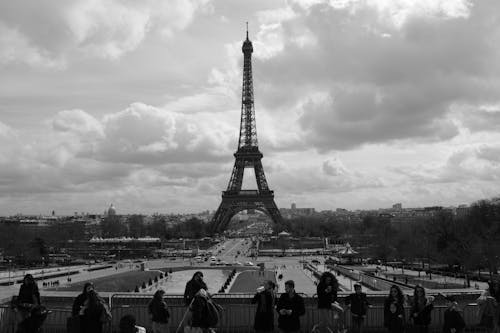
0, 0, 210, 66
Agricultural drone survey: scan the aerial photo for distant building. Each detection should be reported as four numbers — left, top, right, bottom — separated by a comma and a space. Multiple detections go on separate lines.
107, 204, 117, 216
392, 203, 402, 210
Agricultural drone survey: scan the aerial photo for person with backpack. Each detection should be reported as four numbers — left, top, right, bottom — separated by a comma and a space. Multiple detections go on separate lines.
148, 289, 170, 333
410, 286, 434, 333
276, 280, 305, 333
384, 285, 405, 333
443, 296, 465, 333
252, 280, 276, 333
186, 288, 221, 333
345, 284, 371, 333
79, 290, 111, 333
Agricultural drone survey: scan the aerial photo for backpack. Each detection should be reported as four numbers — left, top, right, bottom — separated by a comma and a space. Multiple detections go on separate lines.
204, 299, 223, 327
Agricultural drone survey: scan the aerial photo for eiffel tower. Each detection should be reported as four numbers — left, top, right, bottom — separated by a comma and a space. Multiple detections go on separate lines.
210, 27, 283, 233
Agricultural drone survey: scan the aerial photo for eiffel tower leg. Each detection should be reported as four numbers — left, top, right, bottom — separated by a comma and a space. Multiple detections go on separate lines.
210, 201, 237, 234
263, 199, 283, 224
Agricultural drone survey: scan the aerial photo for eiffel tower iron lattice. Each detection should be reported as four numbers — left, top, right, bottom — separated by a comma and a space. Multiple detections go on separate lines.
210, 28, 283, 233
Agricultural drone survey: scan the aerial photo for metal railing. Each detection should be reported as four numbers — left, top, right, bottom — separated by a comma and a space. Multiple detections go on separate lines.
0, 296, 490, 333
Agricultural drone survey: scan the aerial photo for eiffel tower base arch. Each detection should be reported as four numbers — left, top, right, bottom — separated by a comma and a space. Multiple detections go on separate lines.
210, 191, 282, 233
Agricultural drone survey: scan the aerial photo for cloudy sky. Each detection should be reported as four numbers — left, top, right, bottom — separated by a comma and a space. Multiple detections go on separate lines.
1, 0, 499, 215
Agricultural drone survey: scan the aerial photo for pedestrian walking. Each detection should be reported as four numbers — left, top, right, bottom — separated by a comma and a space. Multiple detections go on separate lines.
410, 285, 434, 333
384, 285, 405, 333
276, 280, 305, 333
252, 280, 276, 333
442, 296, 465, 333
477, 281, 500, 333
314, 271, 341, 333
345, 284, 370, 333
78, 290, 111, 333
149, 289, 170, 333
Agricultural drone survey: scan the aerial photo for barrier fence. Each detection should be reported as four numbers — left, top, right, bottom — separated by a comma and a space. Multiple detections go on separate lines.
0, 295, 489, 333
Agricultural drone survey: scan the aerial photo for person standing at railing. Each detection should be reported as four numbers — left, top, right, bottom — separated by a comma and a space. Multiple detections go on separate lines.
252, 280, 276, 333
345, 283, 371, 333
276, 280, 305, 333
409, 285, 434, 333
72, 282, 94, 317
15, 274, 46, 333
477, 280, 500, 333
184, 272, 208, 306
384, 285, 405, 333
149, 289, 170, 333
442, 296, 465, 333
78, 290, 111, 333
314, 271, 341, 333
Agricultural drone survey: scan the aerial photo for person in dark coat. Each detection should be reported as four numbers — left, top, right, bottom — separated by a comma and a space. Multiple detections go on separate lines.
79, 290, 111, 333
315, 271, 340, 333
184, 271, 208, 306
252, 280, 276, 333
345, 284, 371, 333
190, 288, 211, 332
16, 274, 43, 333
384, 285, 405, 333
443, 296, 465, 333
72, 282, 94, 316
276, 280, 305, 333
148, 289, 169, 333
477, 281, 499, 333
410, 285, 434, 333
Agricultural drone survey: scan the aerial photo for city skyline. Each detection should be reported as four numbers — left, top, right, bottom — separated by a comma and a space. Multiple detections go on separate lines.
1, 0, 500, 215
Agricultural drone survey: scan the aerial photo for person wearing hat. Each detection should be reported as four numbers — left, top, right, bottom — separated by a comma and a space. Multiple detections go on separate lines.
276, 280, 305, 333
443, 296, 465, 333
345, 283, 371, 333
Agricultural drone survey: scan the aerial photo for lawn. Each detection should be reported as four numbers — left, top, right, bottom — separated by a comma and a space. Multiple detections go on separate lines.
58, 270, 164, 292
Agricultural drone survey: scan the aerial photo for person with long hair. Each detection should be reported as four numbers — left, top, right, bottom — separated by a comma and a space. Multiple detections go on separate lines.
79, 290, 111, 333
410, 285, 434, 333
384, 285, 405, 333
148, 289, 170, 333
252, 280, 276, 333
16, 274, 43, 333
184, 271, 208, 306
315, 271, 340, 333
477, 280, 500, 333
72, 282, 94, 316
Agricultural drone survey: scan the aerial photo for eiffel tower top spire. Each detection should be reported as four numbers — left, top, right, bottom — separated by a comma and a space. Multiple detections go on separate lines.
238, 24, 258, 149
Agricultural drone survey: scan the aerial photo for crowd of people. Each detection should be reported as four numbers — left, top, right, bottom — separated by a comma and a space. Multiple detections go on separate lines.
9, 272, 500, 333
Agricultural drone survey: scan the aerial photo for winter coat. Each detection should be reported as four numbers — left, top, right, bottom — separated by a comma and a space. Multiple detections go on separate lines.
346, 292, 370, 316
17, 284, 40, 306
384, 299, 405, 333
411, 299, 433, 326
190, 293, 210, 329
72, 293, 88, 316
148, 298, 170, 323
276, 292, 305, 332
184, 279, 208, 306
317, 281, 338, 309
443, 308, 465, 333
252, 290, 275, 331
80, 302, 107, 333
